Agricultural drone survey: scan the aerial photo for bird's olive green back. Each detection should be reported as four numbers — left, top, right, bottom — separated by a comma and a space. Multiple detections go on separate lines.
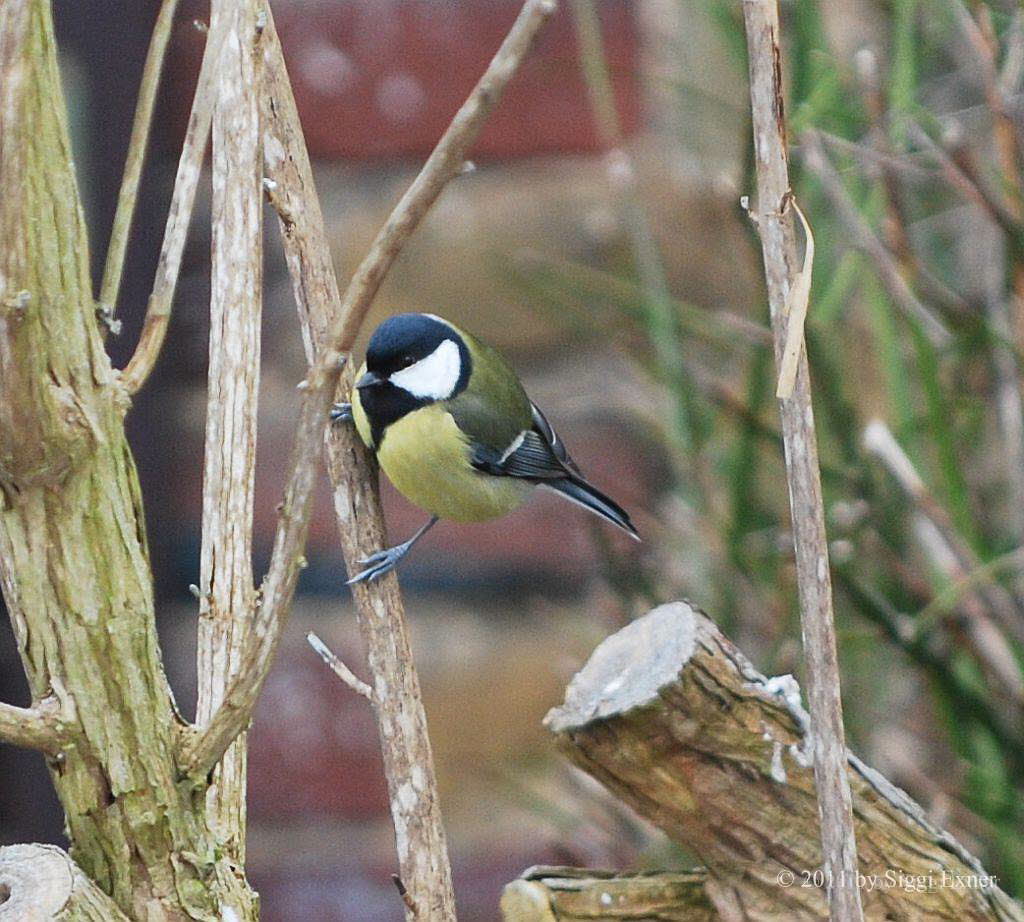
447, 329, 532, 452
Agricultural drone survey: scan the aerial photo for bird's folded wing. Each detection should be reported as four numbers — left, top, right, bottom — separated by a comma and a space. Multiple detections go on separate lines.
469, 402, 580, 481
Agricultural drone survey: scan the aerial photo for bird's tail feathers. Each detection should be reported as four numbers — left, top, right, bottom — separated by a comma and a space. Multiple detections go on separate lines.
544, 477, 640, 540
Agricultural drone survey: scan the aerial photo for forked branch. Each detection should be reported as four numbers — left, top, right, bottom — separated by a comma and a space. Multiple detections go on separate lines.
120, 12, 228, 394
97, 0, 180, 325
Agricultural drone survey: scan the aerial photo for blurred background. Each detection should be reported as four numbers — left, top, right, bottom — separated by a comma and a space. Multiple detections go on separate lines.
3, 0, 1024, 918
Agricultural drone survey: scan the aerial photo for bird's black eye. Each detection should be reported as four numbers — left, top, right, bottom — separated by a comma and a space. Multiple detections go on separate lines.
401, 353, 414, 366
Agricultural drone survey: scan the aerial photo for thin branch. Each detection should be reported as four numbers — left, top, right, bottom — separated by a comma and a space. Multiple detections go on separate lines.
97, 0, 179, 324
852, 48, 972, 320
906, 122, 1023, 239
177, 362, 338, 779
183, 18, 557, 922
260, 4, 557, 918
0, 698, 69, 754
307, 632, 375, 702
740, 3, 864, 921
801, 132, 952, 346
120, 14, 229, 395
192, 0, 263, 867
813, 130, 933, 181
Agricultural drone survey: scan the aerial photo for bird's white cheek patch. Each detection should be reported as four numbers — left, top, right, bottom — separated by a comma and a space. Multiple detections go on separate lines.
390, 338, 461, 400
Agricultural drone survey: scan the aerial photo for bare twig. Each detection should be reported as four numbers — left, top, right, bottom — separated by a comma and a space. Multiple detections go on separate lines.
0, 698, 70, 754
120, 13, 228, 394
853, 49, 972, 321
306, 632, 375, 702
740, 3, 863, 920
193, 0, 263, 868
186, 8, 557, 921
907, 122, 1022, 239
801, 132, 952, 346
97, 0, 179, 324
814, 130, 932, 181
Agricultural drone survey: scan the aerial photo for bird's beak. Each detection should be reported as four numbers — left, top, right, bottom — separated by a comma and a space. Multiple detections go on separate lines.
355, 369, 383, 390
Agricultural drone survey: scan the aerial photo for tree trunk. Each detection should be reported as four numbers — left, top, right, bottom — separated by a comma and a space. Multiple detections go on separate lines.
0, 2, 257, 918
545, 602, 1023, 922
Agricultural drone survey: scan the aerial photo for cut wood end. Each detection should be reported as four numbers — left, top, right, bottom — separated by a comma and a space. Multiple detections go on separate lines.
544, 602, 700, 733
0, 844, 74, 918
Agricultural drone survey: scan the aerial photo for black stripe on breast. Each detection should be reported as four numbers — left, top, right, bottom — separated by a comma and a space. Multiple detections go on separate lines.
360, 382, 424, 450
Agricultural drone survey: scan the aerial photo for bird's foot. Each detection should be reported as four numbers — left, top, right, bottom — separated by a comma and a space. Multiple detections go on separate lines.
346, 542, 412, 585
330, 402, 353, 424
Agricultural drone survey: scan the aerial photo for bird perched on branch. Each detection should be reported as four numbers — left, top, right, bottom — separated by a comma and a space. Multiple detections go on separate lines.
332, 312, 638, 583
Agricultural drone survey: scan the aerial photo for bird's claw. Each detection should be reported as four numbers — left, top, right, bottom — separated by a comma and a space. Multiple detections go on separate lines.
330, 402, 353, 424
346, 546, 407, 584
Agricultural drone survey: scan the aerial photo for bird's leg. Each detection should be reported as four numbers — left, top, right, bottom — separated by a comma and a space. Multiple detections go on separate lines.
347, 516, 439, 585
330, 402, 353, 424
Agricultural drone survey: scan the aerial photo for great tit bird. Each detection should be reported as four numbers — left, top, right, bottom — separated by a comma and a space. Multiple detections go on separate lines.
332, 312, 638, 583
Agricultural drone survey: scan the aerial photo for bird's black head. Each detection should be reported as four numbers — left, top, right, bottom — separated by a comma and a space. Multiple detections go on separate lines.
356, 313, 472, 446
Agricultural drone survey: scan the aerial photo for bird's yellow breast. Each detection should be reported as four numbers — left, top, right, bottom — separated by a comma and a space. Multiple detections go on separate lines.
352, 385, 532, 522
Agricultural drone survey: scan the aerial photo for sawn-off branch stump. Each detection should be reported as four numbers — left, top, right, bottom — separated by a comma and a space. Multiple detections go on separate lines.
543, 603, 1023, 922
0, 844, 132, 922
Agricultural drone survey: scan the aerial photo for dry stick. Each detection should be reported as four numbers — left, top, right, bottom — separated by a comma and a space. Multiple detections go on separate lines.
740, 3, 864, 921
306, 632, 374, 703
97, 0, 179, 327
260, 5, 555, 916
194, 0, 263, 869
801, 132, 951, 346
980, 209, 1024, 542
862, 420, 1024, 698
972, 8, 1024, 541
189, 6, 558, 920
815, 130, 932, 181
120, 14, 229, 395
0, 698, 69, 754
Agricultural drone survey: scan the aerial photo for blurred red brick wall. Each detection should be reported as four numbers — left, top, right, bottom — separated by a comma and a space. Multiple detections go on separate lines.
171, 0, 639, 159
